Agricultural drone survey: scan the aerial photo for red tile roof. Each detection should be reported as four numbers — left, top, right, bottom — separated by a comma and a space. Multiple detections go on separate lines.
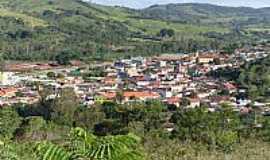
104, 77, 116, 85
99, 92, 116, 100
123, 91, 160, 99
224, 82, 237, 90
166, 97, 181, 104
0, 88, 17, 97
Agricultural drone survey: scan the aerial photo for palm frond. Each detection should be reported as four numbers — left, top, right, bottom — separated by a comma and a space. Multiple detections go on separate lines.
72, 128, 143, 160
70, 127, 97, 145
35, 141, 74, 160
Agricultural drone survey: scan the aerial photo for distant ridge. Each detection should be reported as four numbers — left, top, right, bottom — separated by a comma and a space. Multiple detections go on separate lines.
0, 0, 269, 60
141, 3, 270, 24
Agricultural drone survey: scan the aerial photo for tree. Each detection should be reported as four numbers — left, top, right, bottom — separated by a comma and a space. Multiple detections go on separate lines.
170, 104, 240, 147
223, 43, 238, 54
258, 117, 270, 141
51, 88, 80, 126
158, 29, 167, 37
0, 107, 22, 140
74, 106, 105, 131
57, 73, 65, 79
0, 53, 5, 72
116, 91, 124, 104
170, 107, 214, 142
55, 50, 77, 65
180, 98, 190, 107
94, 119, 128, 136
167, 29, 175, 37
158, 28, 175, 38
47, 72, 56, 79
102, 101, 118, 119
218, 103, 241, 131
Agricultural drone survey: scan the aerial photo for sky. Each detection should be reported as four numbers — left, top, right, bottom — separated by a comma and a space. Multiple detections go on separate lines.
90, 0, 270, 9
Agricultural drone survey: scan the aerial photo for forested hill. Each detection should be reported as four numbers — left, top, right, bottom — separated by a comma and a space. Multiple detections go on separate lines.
141, 3, 270, 25
0, 0, 270, 61
0, 0, 137, 60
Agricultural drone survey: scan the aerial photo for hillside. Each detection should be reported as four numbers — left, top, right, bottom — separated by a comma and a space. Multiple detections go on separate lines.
141, 3, 270, 25
0, 0, 143, 60
0, 1, 269, 61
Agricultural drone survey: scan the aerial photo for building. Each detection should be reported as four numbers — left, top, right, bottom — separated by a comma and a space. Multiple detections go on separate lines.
123, 91, 160, 102
0, 72, 17, 85
197, 53, 217, 64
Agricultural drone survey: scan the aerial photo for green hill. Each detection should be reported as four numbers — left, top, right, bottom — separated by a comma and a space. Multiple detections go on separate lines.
0, 1, 269, 61
0, 0, 134, 60
141, 3, 270, 25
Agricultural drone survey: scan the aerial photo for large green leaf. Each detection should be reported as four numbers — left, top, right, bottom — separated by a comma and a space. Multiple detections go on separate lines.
35, 128, 145, 160
35, 142, 74, 160
71, 127, 144, 160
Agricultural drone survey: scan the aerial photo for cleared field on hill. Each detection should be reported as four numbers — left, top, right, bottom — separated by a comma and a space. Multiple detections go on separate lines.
0, 9, 48, 27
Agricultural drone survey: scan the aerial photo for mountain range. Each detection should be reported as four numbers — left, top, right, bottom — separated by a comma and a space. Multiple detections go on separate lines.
141, 3, 270, 25
0, 0, 269, 61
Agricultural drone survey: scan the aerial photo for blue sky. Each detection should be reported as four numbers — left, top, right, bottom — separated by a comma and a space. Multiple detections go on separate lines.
90, 0, 270, 9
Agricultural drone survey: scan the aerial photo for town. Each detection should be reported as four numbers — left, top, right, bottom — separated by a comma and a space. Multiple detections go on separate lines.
1, 44, 270, 114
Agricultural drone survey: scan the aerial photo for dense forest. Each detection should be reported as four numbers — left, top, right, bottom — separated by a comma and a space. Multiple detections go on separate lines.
238, 56, 270, 101
0, 0, 269, 61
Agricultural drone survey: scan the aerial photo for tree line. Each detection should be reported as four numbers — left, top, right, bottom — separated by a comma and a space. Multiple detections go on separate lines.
1, 87, 270, 159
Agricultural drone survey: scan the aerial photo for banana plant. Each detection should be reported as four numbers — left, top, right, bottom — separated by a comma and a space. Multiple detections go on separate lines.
35, 141, 75, 160
35, 127, 144, 160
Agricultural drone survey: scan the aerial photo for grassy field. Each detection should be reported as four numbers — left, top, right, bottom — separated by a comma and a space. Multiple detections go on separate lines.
245, 24, 270, 32
145, 138, 270, 160
128, 19, 228, 34
0, 9, 48, 27
91, 4, 230, 38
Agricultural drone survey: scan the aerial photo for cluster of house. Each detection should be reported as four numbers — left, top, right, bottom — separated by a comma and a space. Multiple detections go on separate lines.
0, 44, 270, 113
0, 84, 39, 106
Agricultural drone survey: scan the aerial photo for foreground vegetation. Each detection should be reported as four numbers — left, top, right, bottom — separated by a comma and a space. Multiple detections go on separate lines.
1, 86, 270, 159
2, 0, 270, 159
